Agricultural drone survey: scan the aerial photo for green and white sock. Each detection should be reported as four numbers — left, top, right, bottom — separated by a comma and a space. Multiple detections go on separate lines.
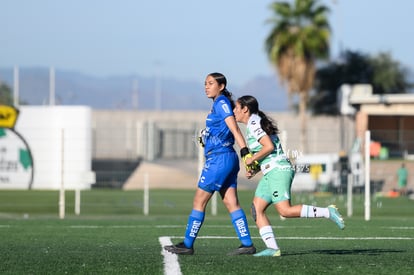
259, 225, 278, 250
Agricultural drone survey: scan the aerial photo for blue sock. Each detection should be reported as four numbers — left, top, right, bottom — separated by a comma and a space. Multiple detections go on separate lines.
230, 209, 253, 247
183, 209, 205, 248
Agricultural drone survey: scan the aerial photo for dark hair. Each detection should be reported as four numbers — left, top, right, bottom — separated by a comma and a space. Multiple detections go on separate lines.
208, 72, 235, 109
237, 95, 279, 135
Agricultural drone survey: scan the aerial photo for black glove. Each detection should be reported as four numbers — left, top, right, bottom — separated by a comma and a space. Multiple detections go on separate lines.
240, 147, 250, 158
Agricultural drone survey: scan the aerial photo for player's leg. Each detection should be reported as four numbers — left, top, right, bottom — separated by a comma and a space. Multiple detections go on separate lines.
253, 197, 280, 253
182, 156, 219, 248
252, 177, 281, 257
164, 188, 212, 255
267, 168, 345, 229
165, 157, 217, 255
275, 201, 345, 229
221, 186, 255, 251
220, 153, 255, 255
184, 188, 212, 246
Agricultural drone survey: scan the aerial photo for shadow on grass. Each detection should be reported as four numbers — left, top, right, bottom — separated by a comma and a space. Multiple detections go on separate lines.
285, 249, 405, 256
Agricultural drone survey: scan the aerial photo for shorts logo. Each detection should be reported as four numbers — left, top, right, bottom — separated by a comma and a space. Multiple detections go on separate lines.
273, 191, 278, 198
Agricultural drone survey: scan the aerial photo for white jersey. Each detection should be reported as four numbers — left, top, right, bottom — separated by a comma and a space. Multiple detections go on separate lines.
246, 113, 291, 173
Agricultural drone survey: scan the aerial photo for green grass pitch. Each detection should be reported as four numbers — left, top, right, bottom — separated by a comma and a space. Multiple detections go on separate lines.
0, 189, 413, 274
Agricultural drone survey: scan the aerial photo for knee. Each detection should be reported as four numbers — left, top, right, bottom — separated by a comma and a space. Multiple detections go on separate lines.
277, 207, 292, 217
222, 197, 240, 211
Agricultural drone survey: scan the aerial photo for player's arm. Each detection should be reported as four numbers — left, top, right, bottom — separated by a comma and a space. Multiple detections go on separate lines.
245, 135, 274, 165
225, 115, 247, 149
225, 116, 259, 176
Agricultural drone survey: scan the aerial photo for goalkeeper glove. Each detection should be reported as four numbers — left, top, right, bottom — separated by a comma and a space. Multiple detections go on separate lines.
198, 129, 206, 147
240, 147, 260, 173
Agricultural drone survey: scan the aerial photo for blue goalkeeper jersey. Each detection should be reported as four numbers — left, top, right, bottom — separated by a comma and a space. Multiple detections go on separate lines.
203, 95, 235, 155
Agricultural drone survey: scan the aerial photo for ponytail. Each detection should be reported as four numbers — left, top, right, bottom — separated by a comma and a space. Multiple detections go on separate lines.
221, 88, 235, 110
237, 95, 279, 136
258, 110, 279, 135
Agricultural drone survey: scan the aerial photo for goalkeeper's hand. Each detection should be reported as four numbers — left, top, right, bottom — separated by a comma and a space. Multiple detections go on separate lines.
240, 147, 260, 177
198, 129, 206, 147
244, 158, 260, 178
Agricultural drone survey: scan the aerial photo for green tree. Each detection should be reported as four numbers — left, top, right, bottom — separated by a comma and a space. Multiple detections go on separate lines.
0, 83, 13, 105
311, 50, 413, 115
265, 0, 330, 152
369, 52, 412, 94
311, 50, 372, 115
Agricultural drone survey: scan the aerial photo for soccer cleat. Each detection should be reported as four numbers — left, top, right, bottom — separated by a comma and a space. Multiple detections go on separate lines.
164, 242, 194, 255
227, 244, 256, 255
328, 205, 345, 230
253, 248, 281, 257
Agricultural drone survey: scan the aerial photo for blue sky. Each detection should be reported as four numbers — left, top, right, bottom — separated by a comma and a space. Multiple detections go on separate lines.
1, 0, 413, 87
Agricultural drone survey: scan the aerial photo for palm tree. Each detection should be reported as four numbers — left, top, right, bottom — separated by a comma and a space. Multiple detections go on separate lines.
265, 0, 330, 153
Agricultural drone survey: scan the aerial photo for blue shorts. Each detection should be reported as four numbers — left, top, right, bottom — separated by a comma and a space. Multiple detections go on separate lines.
198, 151, 239, 193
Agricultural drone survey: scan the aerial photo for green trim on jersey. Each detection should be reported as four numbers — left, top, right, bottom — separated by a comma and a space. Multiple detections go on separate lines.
246, 114, 291, 168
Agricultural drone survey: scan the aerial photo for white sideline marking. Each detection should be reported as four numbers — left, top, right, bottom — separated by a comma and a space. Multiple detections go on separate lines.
1, 224, 413, 230
166, 235, 414, 240
159, 235, 414, 275
64, 225, 414, 230
159, 236, 182, 275
384, 227, 414, 230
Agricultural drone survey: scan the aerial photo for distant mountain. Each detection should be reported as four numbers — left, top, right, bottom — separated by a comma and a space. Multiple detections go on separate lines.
0, 67, 289, 112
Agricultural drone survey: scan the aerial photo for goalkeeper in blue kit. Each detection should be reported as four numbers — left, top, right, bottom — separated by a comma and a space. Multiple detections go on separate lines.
164, 73, 256, 255
233, 95, 345, 257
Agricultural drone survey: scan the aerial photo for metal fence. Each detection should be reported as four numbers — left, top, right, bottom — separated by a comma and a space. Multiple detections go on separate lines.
6, 109, 413, 190
91, 111, 356, 161
371, 129, 414, 158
